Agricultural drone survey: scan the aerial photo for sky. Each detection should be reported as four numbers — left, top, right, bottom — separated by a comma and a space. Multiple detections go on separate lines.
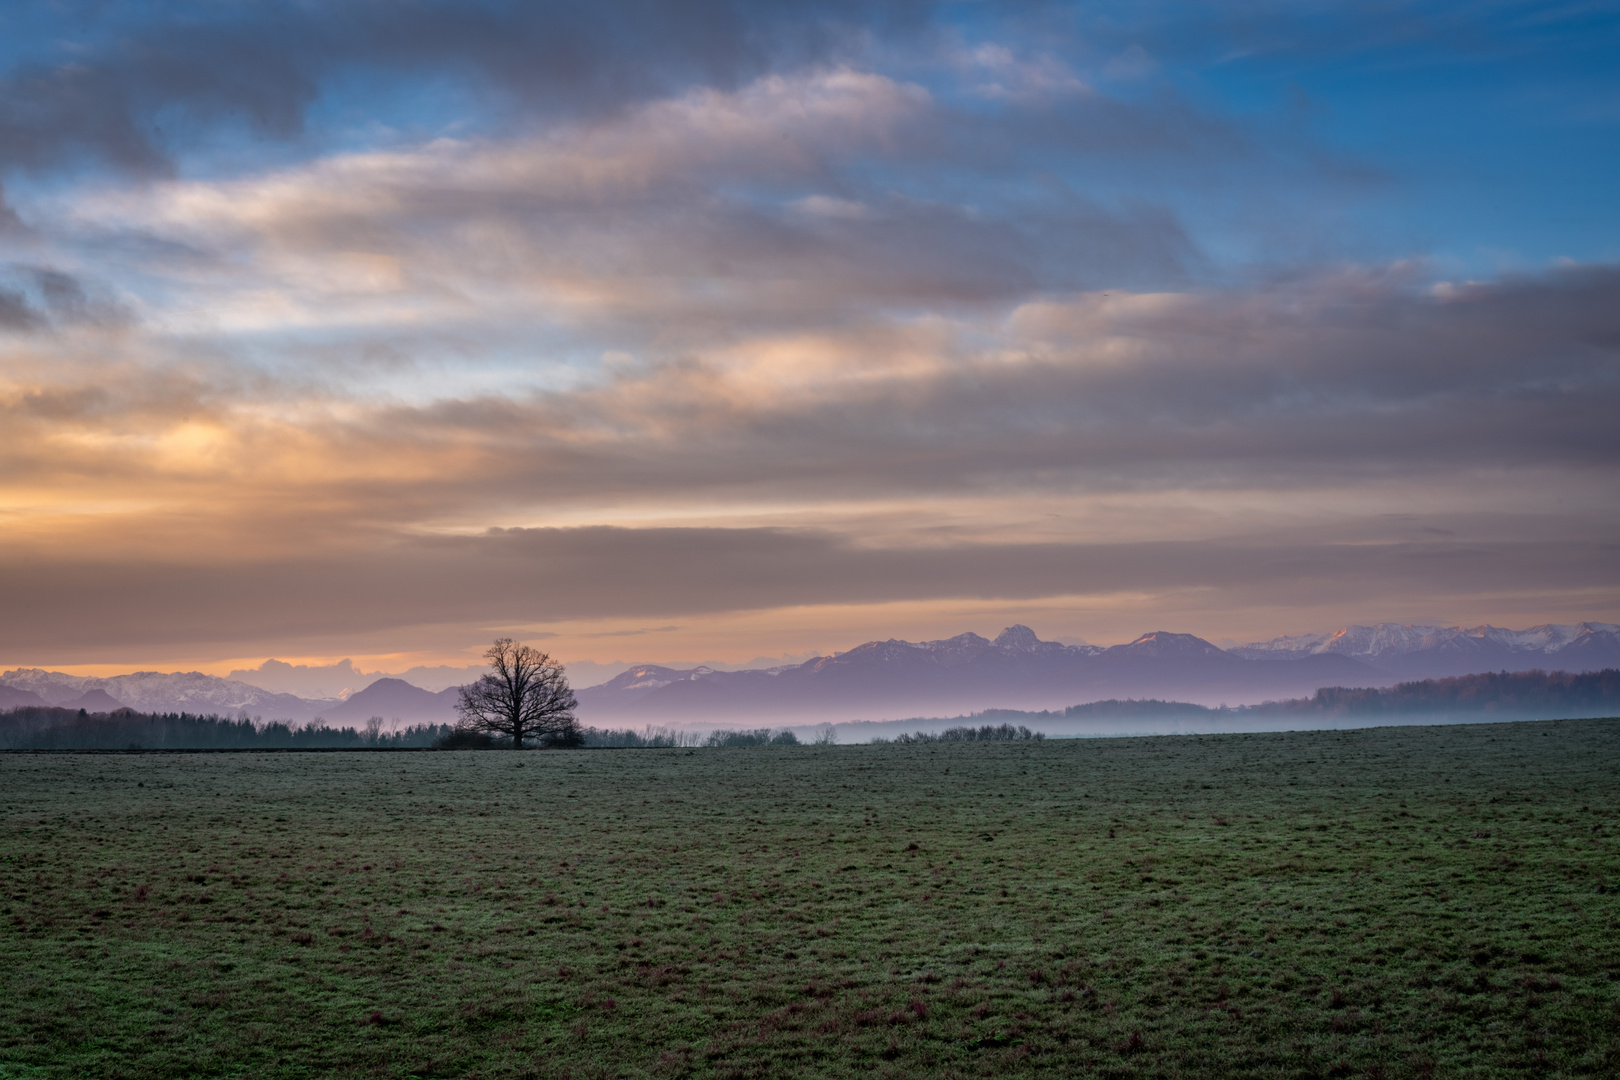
2, 0, 1618, 678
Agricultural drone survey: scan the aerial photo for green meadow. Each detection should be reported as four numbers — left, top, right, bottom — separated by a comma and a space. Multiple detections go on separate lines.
2, 719, 1617, 1079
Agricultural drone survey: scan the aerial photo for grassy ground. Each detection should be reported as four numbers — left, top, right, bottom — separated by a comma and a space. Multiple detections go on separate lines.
1, 719, 1617, 1080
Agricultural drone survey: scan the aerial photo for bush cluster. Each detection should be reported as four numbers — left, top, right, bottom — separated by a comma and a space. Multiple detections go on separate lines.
875, 722, 1044, 744
703, 727, 800, 747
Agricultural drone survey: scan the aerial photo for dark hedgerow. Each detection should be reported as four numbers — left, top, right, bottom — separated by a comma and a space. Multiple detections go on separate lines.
431, 727, 501, 750
704, 727, 800, 747
0, 708, 811, 751
876, 722, 1044, 744
0, 705, 454, 750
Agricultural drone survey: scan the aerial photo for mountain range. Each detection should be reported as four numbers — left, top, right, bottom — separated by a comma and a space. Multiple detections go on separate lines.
317, 679, 462, 725
573, 626, 1365, 723
4, 620, 1617, 726
574, 622, 1620, 723
0, 668, 465, 727
1229, 621, 1620, 676
0, 668, 321, 718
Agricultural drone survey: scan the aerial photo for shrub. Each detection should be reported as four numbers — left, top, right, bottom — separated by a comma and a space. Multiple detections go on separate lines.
876, 724, 1045, 744
433, 728, 500, 750
578, 726, 698, 748
704, 728, 799, 747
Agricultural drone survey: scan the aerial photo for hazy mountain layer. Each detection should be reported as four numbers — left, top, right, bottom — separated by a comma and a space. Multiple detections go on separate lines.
574, 626, 1377, 722
0, 668, 324, 719
1231, 621, 1620, 676
225, 659, 488, 699
8, 619, 1619, 726
315, 679, 462, 725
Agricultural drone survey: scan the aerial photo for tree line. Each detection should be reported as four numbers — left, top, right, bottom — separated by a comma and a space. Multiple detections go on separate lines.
872, 723, 1045, 744
0, 707, 456, 750
1057, 668, 1620, 719
1276, 668, 1620, 715
0, 708, 816, 751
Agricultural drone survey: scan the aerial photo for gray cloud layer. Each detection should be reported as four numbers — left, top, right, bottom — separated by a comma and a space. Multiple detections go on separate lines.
5, 0, 1597, 181
1, 2, 1616, 665
3, 525, 1615, 655
6, 265, 1616, 526
2, 261, 1616, 660
322, 266, 1620, 507
0, 1, 938, 176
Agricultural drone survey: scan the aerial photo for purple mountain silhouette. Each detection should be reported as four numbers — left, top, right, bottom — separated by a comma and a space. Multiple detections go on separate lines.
574, 625, 1375, 723
61, 688, 126, 712
1231, 622, 1620, 677
0, 685, 46, 709
319, 678, 462, 725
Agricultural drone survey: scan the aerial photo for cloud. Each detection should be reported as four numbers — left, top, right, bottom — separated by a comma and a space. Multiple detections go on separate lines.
368, 264, 1620, 503
2, 264, 1616, 530
0, 1, 943, 179
1101, 45, 1158, 82
0, 520, 1616, 659
0, 286, 42, 330
582, 626, 685, 638
0, 259, 1615, 664
0, 266, 131, 333
1, 3, 1616, 667
963, 44, 1091, 101
47, 63, 1237, 365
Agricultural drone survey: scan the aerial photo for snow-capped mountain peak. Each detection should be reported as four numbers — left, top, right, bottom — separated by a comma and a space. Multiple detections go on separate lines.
1231, 621, 1620, 675
1464, 622, 1620, 652
994, 625, 1043, 652
0, 667, 323, 717
1321, 624, 1449, 657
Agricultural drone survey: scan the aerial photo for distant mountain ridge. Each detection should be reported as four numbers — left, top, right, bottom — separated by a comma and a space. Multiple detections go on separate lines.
867, 668, 1620, 739
318, 679, 461, 725
575, 625, 1375, 723
0, 684, 46, 710
1231, 622, 1620, 677
6, 620, 1618, 726
0, 668, 467, 725
0, 668, 324, 719
575, 621, 1620, 724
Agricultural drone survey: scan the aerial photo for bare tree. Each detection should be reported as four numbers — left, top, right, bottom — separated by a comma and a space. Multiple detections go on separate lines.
456, 638, 579, 749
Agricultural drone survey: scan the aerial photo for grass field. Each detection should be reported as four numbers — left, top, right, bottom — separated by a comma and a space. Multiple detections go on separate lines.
2, 719, 1618, 1079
